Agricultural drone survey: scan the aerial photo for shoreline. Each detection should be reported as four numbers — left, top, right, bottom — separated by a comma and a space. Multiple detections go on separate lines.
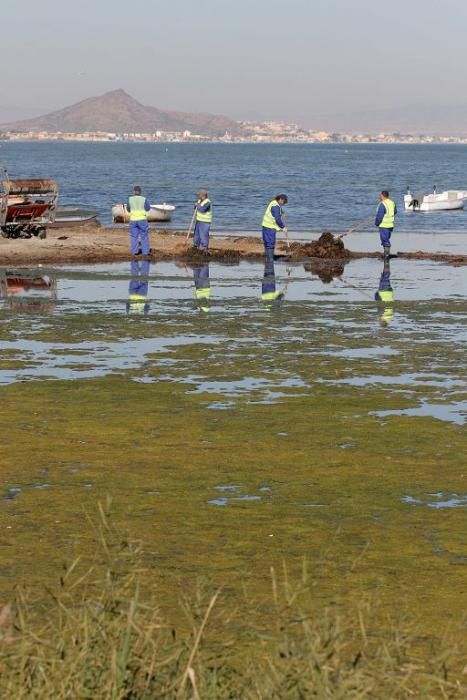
0, 225, 465, 268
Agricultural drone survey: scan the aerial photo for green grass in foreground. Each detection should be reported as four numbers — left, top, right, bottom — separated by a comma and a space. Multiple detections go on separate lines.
0, 505, 465, 699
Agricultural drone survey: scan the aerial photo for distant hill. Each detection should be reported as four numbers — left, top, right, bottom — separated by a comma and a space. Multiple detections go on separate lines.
316, 103, 467, 136
2, 89, 246, 137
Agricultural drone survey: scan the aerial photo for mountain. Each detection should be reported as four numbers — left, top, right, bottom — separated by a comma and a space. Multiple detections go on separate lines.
314, 103, 467, 136
2, 89, 245, 137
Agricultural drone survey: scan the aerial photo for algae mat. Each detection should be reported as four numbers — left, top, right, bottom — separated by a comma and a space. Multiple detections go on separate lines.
0, 259, 466, 649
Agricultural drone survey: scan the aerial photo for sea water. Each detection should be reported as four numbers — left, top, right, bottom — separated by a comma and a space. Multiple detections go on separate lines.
2, 141, 467, 233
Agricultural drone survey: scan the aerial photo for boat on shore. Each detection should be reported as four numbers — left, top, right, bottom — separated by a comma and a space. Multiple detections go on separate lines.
112, 203, 176, 224
404, 187, 465, 212
50, 207, 99, 228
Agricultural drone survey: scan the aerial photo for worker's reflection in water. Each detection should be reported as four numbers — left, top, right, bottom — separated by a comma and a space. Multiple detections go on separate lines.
126, 260, 150, 315
192, 263, 211, 312
261, 259, 284, 309
374, 258, 394, 325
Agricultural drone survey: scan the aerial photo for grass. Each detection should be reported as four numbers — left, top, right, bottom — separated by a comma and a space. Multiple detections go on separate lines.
0, 505, 465, 699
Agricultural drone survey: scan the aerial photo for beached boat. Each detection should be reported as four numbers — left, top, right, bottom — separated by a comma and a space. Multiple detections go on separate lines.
404, 188, 465, 212
50, 207, 99, 228
112, 203, 176, 224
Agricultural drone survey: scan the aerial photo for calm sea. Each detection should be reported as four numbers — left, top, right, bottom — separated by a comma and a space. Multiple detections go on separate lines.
1, 141, 467, 233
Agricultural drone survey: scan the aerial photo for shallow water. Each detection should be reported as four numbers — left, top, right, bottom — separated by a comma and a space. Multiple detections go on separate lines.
0, 256, 466, 646
1, 259, 466, 422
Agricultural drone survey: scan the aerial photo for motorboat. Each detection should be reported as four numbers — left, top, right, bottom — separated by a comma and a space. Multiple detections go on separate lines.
404, 187, 465, 212
112, 202, 176, 224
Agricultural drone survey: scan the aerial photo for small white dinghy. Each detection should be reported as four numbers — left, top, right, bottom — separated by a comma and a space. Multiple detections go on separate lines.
112, 203, 176, 223
404, 187, 465, 212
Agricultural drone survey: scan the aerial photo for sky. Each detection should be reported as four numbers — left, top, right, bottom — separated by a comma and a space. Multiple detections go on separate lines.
2, 0, 467, 126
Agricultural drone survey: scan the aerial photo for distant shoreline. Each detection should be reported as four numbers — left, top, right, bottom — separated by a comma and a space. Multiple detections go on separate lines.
2, 137, 467, 145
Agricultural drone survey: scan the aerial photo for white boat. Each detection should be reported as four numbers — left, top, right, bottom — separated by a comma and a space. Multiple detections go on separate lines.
112, 202, 176, 223
404, 187, 465, 212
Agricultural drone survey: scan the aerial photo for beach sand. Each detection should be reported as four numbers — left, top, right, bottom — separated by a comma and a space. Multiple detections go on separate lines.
0, 224, 465, 267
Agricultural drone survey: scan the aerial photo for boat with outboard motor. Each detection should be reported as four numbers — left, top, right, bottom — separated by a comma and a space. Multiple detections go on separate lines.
404, 186, 465, 212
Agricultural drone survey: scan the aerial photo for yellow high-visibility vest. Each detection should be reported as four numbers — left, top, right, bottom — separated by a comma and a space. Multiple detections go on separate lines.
262, 200, 283, 231
377, 290, 394, 302
127, 294, 147, 315
378, 198, 396, 228
128, 195, 148, 222
261, 291, 281, 301
196, 199, 212, 223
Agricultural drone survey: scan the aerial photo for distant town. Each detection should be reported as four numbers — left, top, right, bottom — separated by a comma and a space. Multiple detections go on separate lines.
3, 90, 467, 145
2, 120, 467, 145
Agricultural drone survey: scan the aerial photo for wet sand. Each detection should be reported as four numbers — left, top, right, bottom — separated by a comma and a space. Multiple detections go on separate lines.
0, 224, 465, 267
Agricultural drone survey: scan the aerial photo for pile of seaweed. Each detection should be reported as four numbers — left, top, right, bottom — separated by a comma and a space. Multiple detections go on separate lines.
289, 232, 353, 260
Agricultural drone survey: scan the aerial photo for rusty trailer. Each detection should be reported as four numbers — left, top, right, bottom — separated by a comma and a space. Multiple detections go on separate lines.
0, 177, 59, 239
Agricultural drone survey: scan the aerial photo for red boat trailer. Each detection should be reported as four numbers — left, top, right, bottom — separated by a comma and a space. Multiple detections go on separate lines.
0, 178, 59, 239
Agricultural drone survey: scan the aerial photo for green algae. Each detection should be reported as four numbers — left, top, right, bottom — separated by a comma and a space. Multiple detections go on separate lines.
1, 376, 465, 638
0, 261, 466, 688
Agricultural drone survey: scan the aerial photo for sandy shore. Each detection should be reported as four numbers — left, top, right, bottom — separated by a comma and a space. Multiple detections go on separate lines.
0, 224, 465, 267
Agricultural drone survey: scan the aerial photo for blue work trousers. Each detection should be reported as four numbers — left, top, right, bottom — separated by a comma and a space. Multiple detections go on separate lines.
129, 220, 150, 255
194, 221, 210, 249
262, 226, 278, 255
379, 227, 393, 247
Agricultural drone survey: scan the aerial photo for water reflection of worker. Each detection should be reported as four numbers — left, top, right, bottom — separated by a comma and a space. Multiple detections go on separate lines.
126, 260, 150, 315
261, 259, 284, 309
374, 258, 394, 325
192, 263, 211, 312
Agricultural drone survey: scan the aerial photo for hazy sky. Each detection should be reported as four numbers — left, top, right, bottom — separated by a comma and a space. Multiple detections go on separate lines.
2, 0, 467, 125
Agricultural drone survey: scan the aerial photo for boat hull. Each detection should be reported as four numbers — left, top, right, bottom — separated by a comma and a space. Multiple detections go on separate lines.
49, 207, 99, 228
112, 203, 175, 223
404, 192, 465, 212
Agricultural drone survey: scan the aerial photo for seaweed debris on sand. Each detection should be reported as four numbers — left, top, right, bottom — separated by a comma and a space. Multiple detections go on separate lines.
1, 225, 465, 267
289, 232, 353, 260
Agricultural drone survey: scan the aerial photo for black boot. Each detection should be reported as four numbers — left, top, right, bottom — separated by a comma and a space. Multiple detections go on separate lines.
383, 246, 390, 259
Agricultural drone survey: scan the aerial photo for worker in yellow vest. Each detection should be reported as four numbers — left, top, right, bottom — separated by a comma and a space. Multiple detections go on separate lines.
262, 194, 288, 260
127, 186, 151, 256
375, 190, 397, 259
193, 190, 212, 250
